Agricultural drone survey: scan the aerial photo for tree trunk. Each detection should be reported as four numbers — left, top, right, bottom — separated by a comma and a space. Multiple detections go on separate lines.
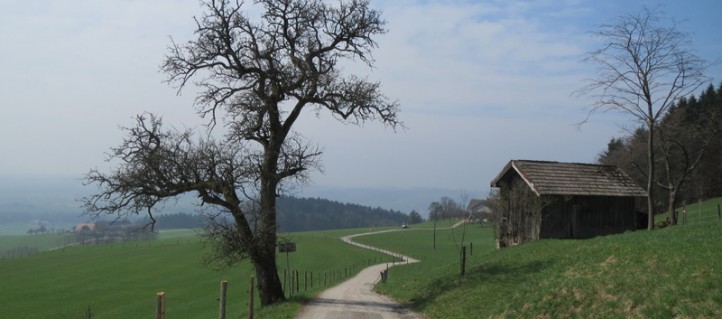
647, 122, 655, 230
668, 189, 678, 225
252, 188, 285, 305
253, 137, 286, 305
252, 245, 284, 306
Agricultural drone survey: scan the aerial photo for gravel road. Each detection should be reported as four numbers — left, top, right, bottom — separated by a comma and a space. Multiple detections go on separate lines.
295, 230, 425, 319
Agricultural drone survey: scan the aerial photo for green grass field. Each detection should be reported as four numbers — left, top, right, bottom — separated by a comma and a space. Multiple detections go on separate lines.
0, 229, 200, 259
4, 202, 722, 319
0, 233, 66, 252
360, 216, 722, 318
0, 227, 391, 319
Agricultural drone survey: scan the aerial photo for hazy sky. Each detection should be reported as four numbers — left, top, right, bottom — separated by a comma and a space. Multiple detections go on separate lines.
1, 0, 721, 198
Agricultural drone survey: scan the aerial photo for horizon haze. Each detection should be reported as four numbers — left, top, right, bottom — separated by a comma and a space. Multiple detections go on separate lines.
1, 0, 720, 226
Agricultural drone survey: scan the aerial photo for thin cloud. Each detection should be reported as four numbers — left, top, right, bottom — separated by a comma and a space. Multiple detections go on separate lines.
366, 0, 595, 118
0, 0, 718, 195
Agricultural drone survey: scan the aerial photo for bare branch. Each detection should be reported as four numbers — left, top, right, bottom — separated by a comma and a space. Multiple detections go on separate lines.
89, 0, 396, 306
575, 7, 710, 230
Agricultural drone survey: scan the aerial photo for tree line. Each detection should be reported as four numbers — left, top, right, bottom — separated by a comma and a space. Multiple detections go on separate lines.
276, 196, 411, 231
428, 196, 467, 221
148, 196, 415, 232
598, 83, 722, 223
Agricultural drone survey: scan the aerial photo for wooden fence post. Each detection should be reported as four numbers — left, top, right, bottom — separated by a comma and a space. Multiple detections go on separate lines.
219, 281, 228, 319
156, 292, 166, 319
460, 245, 467, 276
717, 204, 721, 221
304, 271, 307, 291
248, 275, 255, 319
683, 205, 687, 225
433, 221, 436, 250
295, 270, 299, 293
286, 270, 293, 297
470, 242, 473, 256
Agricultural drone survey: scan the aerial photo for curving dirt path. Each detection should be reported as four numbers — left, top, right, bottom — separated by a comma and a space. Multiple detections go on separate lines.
295, 229, 425, 319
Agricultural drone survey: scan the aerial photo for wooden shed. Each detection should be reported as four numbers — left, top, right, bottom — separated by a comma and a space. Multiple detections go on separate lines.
490, 160, 647, 246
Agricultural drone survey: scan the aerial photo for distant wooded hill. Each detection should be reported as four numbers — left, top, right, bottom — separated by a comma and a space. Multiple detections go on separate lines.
154, 196, 410, 232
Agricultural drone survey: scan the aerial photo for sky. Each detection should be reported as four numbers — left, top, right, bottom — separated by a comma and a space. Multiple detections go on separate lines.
1, 0, 721, 203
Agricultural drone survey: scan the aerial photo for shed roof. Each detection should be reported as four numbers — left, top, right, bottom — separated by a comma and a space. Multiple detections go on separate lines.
467, 199, 485, 211
490, 160, 647, 197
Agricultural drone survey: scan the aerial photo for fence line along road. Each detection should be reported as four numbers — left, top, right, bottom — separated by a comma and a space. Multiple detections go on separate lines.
296, 228, 424, 319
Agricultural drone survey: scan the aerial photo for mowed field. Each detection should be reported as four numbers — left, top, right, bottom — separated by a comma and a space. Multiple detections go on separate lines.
0, 227, 393, 319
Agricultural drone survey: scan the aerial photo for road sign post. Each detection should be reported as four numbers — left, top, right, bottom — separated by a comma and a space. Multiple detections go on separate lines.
279, 242, 297, 296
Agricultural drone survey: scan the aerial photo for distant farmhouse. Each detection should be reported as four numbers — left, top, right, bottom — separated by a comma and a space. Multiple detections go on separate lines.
74, 223, 96, 232
490, 160, 647, 247
467, 199, 492, 223
73, 220, 155, 244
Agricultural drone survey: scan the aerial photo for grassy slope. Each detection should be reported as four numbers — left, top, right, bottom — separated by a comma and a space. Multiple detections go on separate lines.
358, 221, 722, 318
0, 227, 389, 319
657, 197, 722, 225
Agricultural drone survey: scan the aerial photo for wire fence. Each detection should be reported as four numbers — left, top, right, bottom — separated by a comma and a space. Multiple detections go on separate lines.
672, 203, 722, 226
151, 255, 395, 319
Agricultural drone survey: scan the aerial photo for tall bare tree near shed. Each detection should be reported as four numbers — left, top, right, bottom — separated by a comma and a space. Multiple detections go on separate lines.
655, 99, 718, 224
83, 0, 399, 306
577, 7, 709, 230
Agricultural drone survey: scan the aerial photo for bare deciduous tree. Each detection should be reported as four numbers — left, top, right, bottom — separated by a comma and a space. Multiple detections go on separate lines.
428, 201, 442, 222
451, 192, 472, 276
83, 0, 399, 306
428, 200, 441, 249
577, 7, 709, 230
449, 192, 470, 249
656, 107, 718, 225
408, 210, 423, 224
